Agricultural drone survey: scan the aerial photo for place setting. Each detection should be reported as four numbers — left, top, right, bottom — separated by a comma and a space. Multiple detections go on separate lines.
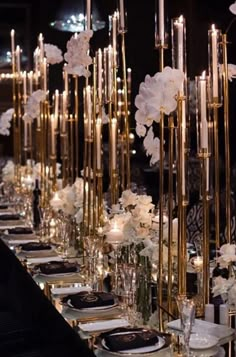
94, 327, 172, 357
0, 212, 26, 229
61, 290, 125, 324
1, 226, 39, 246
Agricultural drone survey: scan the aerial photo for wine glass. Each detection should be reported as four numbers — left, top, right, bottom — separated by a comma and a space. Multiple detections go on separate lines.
176, 296, 195, 357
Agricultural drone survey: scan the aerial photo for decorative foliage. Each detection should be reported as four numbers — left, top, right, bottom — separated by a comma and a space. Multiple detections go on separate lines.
44, 44, 63, 65
0, 108, 14, 136
64, 30, 93, 77
135, 66, 184, 165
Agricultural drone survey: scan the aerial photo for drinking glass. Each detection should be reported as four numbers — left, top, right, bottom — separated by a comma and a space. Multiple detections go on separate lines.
176, 296, 195, 357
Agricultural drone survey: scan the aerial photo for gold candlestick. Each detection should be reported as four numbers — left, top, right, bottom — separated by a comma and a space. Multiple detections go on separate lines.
177, 94, 187, 297
222, 34, 231, 243
74, 76, 79, 178
158, 109, 165, 332
212, 102, 220, 250
121, 32, 130, 189
167, 115, 174, 318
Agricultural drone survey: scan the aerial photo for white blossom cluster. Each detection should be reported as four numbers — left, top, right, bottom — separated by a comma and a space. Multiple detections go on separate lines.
219, 63, 236, 82
44, 44, 63, 65
64, 30, 93, 77
212, 243, 236, 306
105, 189, 155, 245
229, 1, 236, 14
2, 160, 15, 182
0, 108, 14, 136
135, 66, 184, 165
24, 90, 46, 122
33, 162, 61, 179
50, 178, 84, 221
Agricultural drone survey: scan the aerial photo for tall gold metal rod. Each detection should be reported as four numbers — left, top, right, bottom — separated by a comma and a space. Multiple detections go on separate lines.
87, 137, 92, 236
108, 101, 114, 204
11, 46, 18, 168
213, 103, 220, 250
93, 59, 97, 235
74, 76, 79, 178
82, 88, 88, 241
60, 134, 67, 187
158, 110, 164, 332
16, 78, 22, 166
82, 137, 88, 238
201, 150, 210, 306
222, 34, 231, 243
167, 116, 174, 318
121, 32, 130, 188
69, 116, 75, 183
177, 95, 187, 296
157, 44, 165, 332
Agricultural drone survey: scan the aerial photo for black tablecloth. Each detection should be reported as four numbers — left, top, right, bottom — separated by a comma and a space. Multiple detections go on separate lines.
0, 239, 95, 357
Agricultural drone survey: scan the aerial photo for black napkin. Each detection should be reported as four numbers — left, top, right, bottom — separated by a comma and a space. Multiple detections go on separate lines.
63, 291, 115, 309
20, 242, 52, 251
101, 327, 159, 352
0, 214, 20, 221
0, 204, 8, 209
8, 227, 34, 235
38, 261, 78, 275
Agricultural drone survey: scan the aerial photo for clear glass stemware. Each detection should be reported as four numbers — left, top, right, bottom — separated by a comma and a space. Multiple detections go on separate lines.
176, 296, 195, 357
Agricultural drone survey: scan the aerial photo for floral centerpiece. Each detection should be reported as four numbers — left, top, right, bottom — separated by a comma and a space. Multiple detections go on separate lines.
104, 189, 155, 246
50, 177, 84, 223
212, 243, 236, 307
103, 189, 179, 323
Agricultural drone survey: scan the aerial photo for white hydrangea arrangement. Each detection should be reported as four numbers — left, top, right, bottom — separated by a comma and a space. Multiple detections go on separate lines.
23, 90, 46, 122
135, 66, 184, 165
2, 160, 15, 182
0, 108, 14, 136
64, 30, 93, 77
44, 44, 63, 65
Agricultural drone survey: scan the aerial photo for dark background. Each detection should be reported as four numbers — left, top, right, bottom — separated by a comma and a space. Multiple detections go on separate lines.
0, 0, 236, 178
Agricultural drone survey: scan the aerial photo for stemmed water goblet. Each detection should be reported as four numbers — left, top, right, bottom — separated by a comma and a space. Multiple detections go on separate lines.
176, 295, 195, 357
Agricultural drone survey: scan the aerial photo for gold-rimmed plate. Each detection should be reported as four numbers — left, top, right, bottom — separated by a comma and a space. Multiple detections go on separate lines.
95, 330, 171, 356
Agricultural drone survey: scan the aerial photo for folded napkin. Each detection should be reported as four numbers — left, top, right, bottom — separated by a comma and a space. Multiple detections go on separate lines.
51, 286, 92, 295
101, 327, 159, 352
0, 204, 9, 209
63, 291, 115, 310
6, 239, 39, 245
7, 227, 34, 235
20, 242, 52, 251
38, 261, 78, 275
78, 318, 129, 333
27, 256, 63, 264
0, 214, 20, 221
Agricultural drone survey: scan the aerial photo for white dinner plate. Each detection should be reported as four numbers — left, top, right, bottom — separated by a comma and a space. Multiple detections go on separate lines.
189, 333, 219, 350
101, 331, 166, 354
